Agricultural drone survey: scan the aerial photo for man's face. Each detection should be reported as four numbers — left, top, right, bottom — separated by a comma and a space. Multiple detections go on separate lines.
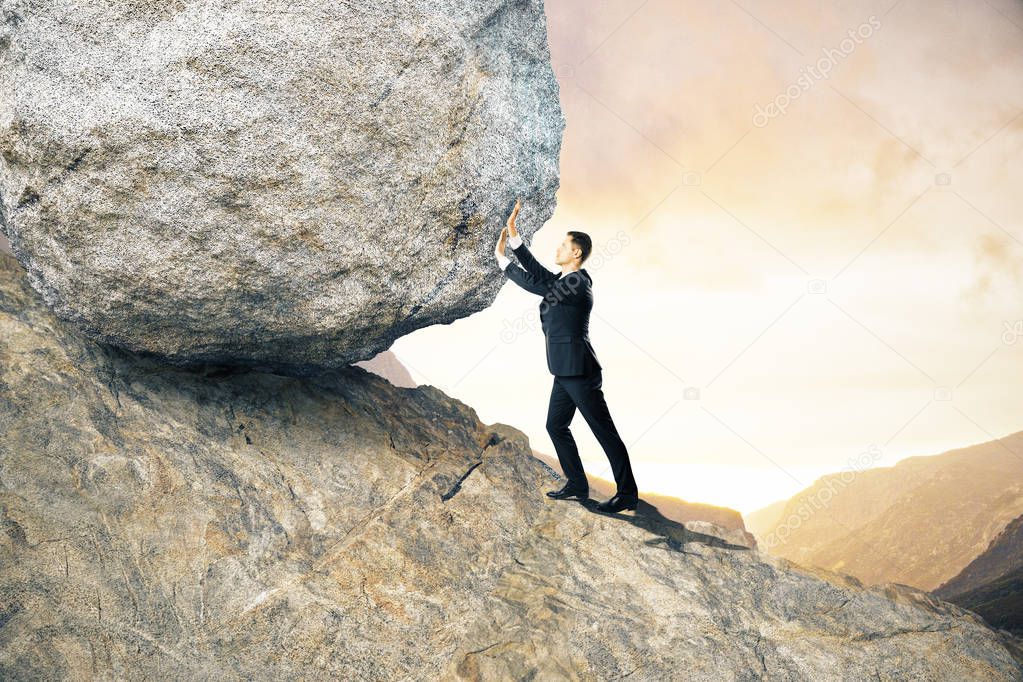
555, 235, 578, 266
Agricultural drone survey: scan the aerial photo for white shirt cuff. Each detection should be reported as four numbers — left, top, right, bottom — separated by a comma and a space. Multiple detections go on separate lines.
496, 253, 510, 270
509, 234, 523, 249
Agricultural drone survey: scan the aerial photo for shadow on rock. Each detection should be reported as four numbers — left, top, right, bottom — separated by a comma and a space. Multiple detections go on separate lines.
574, 497, 754, 555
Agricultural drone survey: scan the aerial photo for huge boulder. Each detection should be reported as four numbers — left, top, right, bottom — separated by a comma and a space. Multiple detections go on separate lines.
0, 0, 564, 375
2, 253, 1022, 679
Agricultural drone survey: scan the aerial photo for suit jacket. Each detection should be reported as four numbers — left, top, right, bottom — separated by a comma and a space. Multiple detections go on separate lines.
502, 240, 602, 376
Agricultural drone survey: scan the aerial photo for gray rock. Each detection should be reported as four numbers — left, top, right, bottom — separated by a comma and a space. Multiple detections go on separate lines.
0, 0, 564, 376
2, 253, 1022, 680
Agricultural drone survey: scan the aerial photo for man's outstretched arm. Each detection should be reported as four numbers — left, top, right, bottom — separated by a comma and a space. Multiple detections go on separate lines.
496, 225, 550, 296
503, 258, 553, 296
505, 198, 558, 284
510, 238, 559, 284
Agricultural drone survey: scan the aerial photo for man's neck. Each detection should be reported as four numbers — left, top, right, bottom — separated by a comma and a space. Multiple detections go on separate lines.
560, 265, 581, 276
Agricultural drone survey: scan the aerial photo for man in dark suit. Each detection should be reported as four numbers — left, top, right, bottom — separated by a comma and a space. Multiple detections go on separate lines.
494, 199, 639, 514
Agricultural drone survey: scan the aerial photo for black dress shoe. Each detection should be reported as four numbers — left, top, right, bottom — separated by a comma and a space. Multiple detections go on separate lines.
596, 493, 639, 513
546, 482, 589, 500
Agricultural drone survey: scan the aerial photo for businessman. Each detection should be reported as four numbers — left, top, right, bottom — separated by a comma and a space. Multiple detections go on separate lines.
495, 199, 639, 513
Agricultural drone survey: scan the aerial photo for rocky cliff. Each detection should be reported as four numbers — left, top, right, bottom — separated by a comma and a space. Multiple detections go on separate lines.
2, 254, 1022, 679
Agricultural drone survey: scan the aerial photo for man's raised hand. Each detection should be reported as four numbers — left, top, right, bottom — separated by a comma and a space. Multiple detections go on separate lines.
495, 226, 508, 258
506, 198, 521, 239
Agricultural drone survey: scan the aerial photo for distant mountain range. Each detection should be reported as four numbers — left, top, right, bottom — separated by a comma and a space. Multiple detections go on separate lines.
744, 431, 1023, 591
936, 513, 1023, 636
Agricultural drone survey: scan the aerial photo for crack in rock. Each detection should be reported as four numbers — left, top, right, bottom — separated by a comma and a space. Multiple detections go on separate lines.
441, 459, 483, 501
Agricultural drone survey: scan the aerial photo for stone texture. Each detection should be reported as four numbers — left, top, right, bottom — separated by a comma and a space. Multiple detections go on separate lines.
0, 0, 564, 375
2, 253, 1022, 680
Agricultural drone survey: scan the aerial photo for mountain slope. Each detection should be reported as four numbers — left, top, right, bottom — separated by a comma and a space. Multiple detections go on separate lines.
936, 514, 1023, 636
1, 252, 1021, 679
938, 514, 1023, 597
353, 350, 418, 388
937, 568, 1023, 639
749, 435, 1023, 590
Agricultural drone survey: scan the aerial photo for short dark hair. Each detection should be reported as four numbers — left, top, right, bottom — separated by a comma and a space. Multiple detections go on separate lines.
567, 231, 592, 264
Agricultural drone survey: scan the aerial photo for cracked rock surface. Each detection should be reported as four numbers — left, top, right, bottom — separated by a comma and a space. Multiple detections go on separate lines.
0, 0, 564, 375
3, 253, 1023, 679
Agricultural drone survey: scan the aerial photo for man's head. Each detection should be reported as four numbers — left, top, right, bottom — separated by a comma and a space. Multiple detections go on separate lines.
555, 231, 592, 267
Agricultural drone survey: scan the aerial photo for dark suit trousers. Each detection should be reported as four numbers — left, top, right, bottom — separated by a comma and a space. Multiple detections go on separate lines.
545, 368, 639, 497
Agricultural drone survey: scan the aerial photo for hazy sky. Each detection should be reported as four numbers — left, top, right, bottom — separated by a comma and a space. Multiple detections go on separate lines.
394, 0, 1023, 513
3, 1, 1020, 514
